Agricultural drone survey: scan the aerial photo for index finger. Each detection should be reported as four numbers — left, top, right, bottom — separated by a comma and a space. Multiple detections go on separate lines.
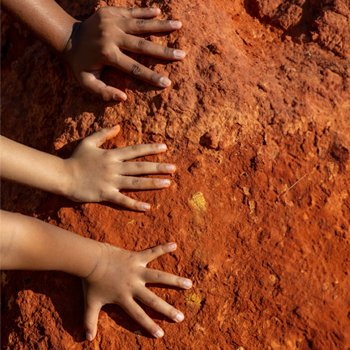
115, 143, 167, 161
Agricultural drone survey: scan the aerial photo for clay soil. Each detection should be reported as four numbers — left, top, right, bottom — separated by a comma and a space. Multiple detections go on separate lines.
1, 0, 350, 349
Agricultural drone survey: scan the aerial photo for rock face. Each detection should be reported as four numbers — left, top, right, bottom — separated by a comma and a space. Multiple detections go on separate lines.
1, 0, 350, 349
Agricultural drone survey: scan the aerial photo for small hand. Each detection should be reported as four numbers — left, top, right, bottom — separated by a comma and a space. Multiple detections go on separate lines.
63, 7, 186, 101
82, 242, 192, 341
65, 126, 175, 210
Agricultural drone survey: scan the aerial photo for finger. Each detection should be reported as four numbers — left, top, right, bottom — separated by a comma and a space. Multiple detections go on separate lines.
84, 126, 121, 148
123, 298, 164, 338
109, 191, 151, 211
116, 143, 167, 161
135, 287, 185, 323
118, 176, 171, 190
120, 34, 186, 60
117, 161, 176, 175
80, 71, 127, 102
140, 242, 177, 264
120, 19, 182, 35
111, 52, 172, 88
84, 300, 102, 341
115, 7, 161, 19
142, 269, 192, 289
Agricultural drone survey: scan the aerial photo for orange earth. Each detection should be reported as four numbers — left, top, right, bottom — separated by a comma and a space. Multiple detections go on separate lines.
1, 0, 350, 349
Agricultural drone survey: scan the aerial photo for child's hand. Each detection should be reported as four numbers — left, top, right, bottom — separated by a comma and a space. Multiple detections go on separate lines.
65, 126, 175, 211
82, 242, 192, 341
63, 7, 186, 101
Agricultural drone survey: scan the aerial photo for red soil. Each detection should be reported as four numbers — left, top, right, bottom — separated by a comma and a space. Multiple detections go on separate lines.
1, 0, 350, 349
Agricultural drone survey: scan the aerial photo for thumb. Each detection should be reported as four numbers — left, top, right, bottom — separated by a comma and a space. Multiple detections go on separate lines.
84, 300, 102, 341
85, 125, 121, 148
80, 71, 127, 102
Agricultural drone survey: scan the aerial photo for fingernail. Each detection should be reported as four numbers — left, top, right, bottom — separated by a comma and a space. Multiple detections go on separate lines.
159, 77, 171, 87
174, 50, 186, 59
166, 164, 176, 172
183, 279, 192, 289
86, 333, 93, 341
113, 93, 127, 101
168, 242, 177, 250
154, 329, 164, 338
149, 8, 160, 13
141, 203, 151, 211
160, 179, 171, 187
111, 125, 120, 130
169, 20, 182, 29
158, 144, 167, 151
175, 313, 184, 322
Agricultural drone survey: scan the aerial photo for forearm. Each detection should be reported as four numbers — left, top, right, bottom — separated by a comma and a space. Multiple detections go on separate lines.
0, 136, 72, 196
0, 210, 102, 278
1, 0, 78, 54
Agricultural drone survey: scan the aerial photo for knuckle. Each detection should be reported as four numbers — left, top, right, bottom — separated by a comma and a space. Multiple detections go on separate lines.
135, 162, 143, 170
163, 46, 172, 56
136, 19, 146, 28
130, 64, 142, 76
131, 178, 140, 186
147, 297, 158, 309
134, 311, 146, 323
131, 145, 139, 152
151, 247, 157, 255
137, 39, 148, 50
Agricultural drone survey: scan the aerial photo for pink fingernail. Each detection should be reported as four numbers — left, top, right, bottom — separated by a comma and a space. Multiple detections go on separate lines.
166, 164, 176, 172
160, 179, 171, 186
183, 279, 192, 289
175, 313, 184, 322
158, 144, 167, 151
150, 8, 160, 13
154, 330, 164, 338
169, 20, 182, 29
168, 242, 176, 250
141, 203, 151, 211
174, 50, 186, 59
159, 77, 171, 87
86, 333, 93, 341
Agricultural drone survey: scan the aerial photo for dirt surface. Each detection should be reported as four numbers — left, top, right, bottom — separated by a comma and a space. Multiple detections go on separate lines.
1, 0, 350, 349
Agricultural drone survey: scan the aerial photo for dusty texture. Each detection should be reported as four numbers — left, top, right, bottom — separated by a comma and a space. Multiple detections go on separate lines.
1, 0, 350, 349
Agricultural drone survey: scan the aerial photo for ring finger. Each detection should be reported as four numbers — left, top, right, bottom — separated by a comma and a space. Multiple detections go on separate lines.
135, 287, 185, 323
112, 52, 172, 87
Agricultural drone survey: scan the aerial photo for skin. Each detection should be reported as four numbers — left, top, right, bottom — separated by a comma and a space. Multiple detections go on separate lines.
1, 0, 186, 101
0, 210, 192, 341
1, 125, 175, 211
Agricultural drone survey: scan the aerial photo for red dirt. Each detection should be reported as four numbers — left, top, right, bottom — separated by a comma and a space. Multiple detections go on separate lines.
1, 0, 350, 349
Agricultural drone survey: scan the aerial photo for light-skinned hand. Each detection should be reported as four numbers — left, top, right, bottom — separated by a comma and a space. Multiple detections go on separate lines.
82, 242, 192, 341
63, 7, 186, 101
65, 125, 175, 210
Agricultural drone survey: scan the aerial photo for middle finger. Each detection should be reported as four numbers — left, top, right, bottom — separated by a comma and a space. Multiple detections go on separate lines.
118, 161, 176, 175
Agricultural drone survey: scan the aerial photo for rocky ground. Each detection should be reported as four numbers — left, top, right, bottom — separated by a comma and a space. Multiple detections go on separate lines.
1, 0, 350, 349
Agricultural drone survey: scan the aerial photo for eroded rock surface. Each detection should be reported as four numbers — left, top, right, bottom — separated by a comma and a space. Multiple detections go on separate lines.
1, 0, 350, 349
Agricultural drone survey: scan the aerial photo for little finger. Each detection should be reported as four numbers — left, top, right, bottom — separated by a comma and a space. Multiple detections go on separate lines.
109, 191, 150, 211
123, 298, 164, 338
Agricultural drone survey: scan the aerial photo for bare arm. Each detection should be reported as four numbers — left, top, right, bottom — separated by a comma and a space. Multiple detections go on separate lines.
1, 0, 186, 101
0, 126, 176, 211
0, 210, 192, 340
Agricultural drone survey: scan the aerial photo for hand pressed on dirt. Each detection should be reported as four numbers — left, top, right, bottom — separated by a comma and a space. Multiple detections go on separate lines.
65, 125, 175, 211
82, 242, 192, 341
63, 7, 186, 101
